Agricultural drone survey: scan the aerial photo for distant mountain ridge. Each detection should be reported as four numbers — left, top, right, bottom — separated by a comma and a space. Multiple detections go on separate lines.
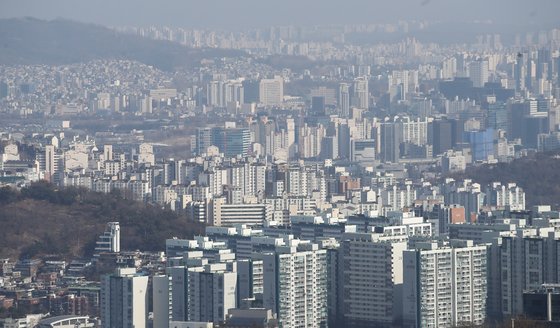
0, 17, 245, 70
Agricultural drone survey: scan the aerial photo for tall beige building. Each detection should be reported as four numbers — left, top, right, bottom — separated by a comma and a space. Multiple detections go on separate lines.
259, 76, 284, 107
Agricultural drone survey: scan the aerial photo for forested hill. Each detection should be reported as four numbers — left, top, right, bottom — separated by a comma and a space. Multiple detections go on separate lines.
0, 182, 204, 260
452, 151, 560, 209
0, 17, 245, 70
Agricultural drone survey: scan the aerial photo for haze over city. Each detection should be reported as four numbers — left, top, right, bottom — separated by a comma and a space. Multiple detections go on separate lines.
0, 1, 560, 328
1, 0, 559, 29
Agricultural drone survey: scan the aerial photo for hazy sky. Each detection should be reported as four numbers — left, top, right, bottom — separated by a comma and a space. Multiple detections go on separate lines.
0, 0, 559, 29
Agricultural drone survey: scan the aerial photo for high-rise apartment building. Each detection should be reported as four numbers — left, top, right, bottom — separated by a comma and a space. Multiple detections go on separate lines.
100, 268, 149, 328
352, 77, 369, 109
338, 83, 350, 117
262, 241, 328, 328
403, 241, 487, 328
341, 232, 408, 327
152, 275, 172, 328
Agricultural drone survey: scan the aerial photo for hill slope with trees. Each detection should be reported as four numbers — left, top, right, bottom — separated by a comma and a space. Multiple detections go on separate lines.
451, 151, 560, 209
0, 182, 204, 260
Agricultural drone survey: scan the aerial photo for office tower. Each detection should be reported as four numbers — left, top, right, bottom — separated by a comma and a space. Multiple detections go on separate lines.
468, 60, 489, 88
431, 119, 453, 155
441, 150, 467, 174
320, 136, 338, 160
94, 222, 120, 254
153, 275, 172, 328
187, 263, 237, 323
487, 102, 509, 132
210, 197, 271, 226
311, 96, 326, 116
311, 86, 337, 106
259, 76, 284, 106
522, 285, 560, 322
337, 123, 351, 159
262, 242, 328, 328
242, 79, 260, 104
403, 241, 487, 328
352, 77, 369, 109
496, 230, 560, 318
379, 121, 402, 163
463, 129, 495, 162
508, 101, 527, 140
338, 83, 350, 117
101, 268, 149, 328
211, 127, 251, 157
341, 232, 408, 327
350, 139, 376, 164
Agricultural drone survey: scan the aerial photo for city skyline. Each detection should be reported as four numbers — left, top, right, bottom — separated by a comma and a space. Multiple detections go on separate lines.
1, 1, 560, 327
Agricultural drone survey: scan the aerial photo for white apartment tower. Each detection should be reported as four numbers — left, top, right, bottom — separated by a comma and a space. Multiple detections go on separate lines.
339, 83, 350, 117
341, 232, 408, 327
352, 77, 369, 109
403, 241, 487, 328
103, 144, 113, 161
101, 268, 149, 328
262, 241, 328, 328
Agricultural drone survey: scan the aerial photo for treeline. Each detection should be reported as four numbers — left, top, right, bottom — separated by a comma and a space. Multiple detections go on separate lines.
0, 181, 205, 260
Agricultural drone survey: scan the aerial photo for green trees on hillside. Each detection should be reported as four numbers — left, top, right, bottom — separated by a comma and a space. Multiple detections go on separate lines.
0, 182, 204, 259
